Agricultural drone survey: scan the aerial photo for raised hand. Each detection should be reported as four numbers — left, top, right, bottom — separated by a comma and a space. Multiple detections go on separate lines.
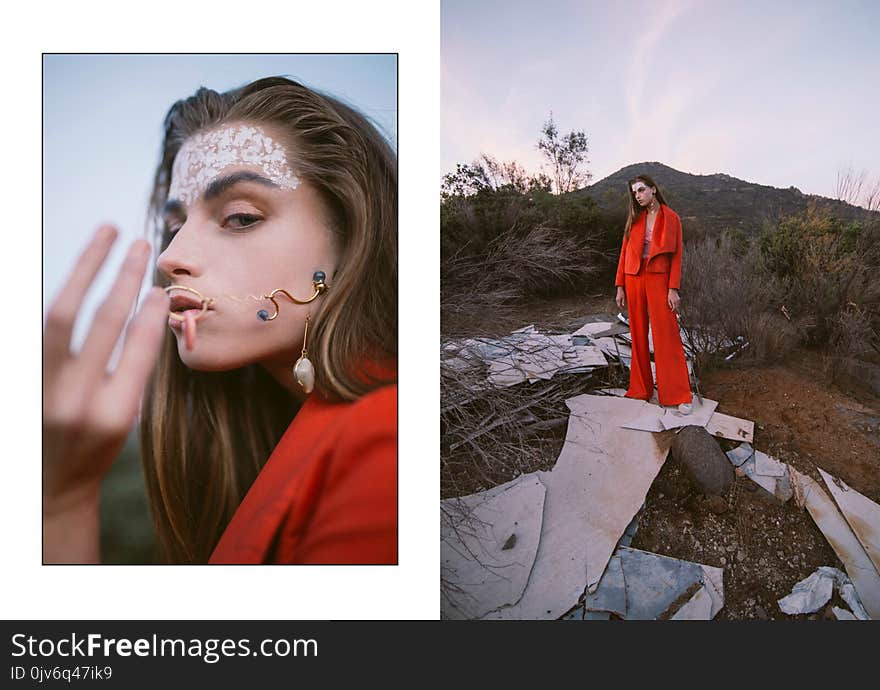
43, 225, 169, 562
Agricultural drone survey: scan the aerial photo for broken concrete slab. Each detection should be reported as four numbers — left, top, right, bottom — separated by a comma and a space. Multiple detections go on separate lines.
818, 468, 880, 576
659, 397, 719, 430
459, 328, 608, 387
788, 467, 880, 619
590, 323, 631, 338
705, 411, 755, 443
595, 388, 627, 397
832, 606, 858, 620
777, 567, 838, 615
726, 442, 754, 467
755, 451, 786, 477
670, 582, 714, 620
621, 400, 666, 432
618, 509, 641, 549
561, 606, 611, 621
441, 474, 546, 620
670, 425, 735, 495
486, 356, 526, 387
481, 394, 673, 619
568, 345, 608, 368
571, 321, 615, 338
777, 566, 871, 619
589, 336, 633, 362
584, 553, 627, 616
621, 397, 719, 433
726, 445, 793, 502
600, 546, 724, 620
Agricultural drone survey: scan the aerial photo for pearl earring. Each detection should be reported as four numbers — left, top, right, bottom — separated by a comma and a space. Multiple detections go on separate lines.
293, 312, 315, 394
254, 270, 328, 395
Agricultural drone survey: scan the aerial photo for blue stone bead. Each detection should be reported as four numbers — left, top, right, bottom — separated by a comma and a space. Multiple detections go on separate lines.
257, 309, 269, 321
313, 270, 326, 283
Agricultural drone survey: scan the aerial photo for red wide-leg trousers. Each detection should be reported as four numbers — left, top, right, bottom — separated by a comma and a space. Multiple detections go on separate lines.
624, 262, 692, 406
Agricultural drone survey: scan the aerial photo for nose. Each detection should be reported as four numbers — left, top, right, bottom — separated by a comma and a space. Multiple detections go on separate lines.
156, 222, 203, 280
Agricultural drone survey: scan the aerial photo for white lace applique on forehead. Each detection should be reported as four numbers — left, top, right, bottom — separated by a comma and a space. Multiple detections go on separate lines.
168, 124, 300, 207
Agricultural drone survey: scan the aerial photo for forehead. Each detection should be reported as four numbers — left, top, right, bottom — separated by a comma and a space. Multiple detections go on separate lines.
169, 123, 299, 206
631, 181, 649, 189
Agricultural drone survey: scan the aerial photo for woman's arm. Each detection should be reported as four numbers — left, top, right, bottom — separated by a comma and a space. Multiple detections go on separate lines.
43, 491, 101, 563
43, 225, 169, 563
668, 217, 683, 290
614, 232, 628, 288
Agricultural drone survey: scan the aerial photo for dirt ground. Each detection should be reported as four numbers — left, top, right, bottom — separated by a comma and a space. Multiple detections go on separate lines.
444, 293, 880, 620
631, 352, 880, 620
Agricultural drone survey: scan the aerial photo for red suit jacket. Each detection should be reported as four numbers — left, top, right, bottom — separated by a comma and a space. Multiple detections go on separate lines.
209, 383, 397, 564
614, 204, 683, 289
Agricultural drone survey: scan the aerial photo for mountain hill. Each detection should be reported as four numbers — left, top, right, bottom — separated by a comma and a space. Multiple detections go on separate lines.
571, 162, 877, 236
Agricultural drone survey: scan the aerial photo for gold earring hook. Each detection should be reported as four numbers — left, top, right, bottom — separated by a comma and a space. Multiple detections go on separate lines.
257, 271, 328, 322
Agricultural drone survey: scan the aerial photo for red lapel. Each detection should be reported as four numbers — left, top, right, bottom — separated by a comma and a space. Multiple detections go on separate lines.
207, 394, 343, 563
208, 364, 397, 564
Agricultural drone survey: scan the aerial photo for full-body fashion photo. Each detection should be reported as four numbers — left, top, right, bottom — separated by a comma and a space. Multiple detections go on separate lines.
615, 175, 692, 412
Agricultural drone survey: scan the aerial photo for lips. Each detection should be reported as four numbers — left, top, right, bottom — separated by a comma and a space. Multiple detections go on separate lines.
169, 294, 211, 313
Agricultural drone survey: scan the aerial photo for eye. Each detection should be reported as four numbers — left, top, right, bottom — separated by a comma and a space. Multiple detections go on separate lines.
223, 213, 263, 231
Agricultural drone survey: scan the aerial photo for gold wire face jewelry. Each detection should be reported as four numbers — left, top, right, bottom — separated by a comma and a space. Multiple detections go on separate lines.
162, 273, 327, 393
256, 271, 328, 322
164, 285, 215, 321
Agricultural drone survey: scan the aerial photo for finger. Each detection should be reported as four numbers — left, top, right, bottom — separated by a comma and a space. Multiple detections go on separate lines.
100, 287, 170, 426
43, 226, 119, 383
76, 239, 152, 382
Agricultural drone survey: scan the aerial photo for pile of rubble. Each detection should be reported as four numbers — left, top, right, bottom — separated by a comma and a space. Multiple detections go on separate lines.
440, 317, 880, 620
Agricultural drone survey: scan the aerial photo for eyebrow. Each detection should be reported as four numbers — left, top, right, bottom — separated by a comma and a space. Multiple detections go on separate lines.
162, 170, 281, 218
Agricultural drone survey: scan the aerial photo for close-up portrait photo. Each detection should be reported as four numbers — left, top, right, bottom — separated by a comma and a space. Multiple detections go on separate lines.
42, 54, 398, 566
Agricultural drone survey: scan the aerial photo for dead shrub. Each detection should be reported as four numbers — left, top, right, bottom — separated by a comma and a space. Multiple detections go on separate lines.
440, 343, 628, 499
442, 222, 604, 335
679, 233, 805, 369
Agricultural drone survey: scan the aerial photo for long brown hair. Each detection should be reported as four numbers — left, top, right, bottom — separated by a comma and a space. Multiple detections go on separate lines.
623, 174, 668, 239
139, 76, 397, 563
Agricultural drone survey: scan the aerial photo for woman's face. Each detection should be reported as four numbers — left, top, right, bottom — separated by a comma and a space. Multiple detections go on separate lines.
156, 121, 339, 383
632, 181, 656, 207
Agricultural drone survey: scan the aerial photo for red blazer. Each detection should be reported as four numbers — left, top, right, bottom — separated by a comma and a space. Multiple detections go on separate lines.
614, 204, 683, 290
209, 383, 397, 564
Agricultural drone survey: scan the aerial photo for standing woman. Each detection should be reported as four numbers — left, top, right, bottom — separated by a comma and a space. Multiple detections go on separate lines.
43, 76, 397, 564
614, 174, 692, 413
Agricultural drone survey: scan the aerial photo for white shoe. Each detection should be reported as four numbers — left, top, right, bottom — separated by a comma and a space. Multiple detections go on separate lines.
678, 403, 692, 415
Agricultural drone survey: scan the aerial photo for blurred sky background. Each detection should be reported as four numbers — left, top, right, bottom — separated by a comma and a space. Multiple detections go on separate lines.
43, 54, 397, 351
442, 0, 879, 200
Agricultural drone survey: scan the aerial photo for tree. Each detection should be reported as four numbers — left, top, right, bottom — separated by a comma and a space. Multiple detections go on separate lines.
441, 154, 552, 201
537, 112, 591, 195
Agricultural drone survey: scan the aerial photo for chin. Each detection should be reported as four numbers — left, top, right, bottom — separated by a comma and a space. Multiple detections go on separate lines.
175, 342, 254, 372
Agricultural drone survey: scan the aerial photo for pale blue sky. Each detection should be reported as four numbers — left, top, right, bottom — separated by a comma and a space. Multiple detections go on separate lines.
43, 54, 397, 349
442, 0, 879, 199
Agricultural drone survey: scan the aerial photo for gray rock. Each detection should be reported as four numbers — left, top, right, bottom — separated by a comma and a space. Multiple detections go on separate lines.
670, 425, 735, 495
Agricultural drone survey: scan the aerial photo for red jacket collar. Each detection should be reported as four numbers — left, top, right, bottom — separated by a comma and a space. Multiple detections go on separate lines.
631, 204, 676, 259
